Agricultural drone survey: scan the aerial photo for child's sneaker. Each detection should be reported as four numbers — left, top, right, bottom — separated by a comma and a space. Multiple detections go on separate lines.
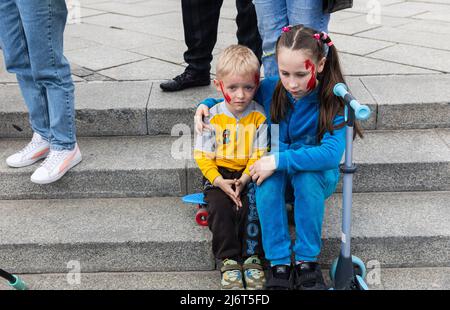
243, 255, 266, 290
220, 259, 244, 290
30, 144, 82, 184
264, 264, 292, 290
292, 261, 328, 290
6, 133, 50, 168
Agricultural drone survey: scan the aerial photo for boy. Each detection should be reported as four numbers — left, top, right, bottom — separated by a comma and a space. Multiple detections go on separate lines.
194, 45, 267, 290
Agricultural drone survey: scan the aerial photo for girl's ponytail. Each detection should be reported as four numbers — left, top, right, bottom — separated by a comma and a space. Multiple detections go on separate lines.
318, 37, 363, 141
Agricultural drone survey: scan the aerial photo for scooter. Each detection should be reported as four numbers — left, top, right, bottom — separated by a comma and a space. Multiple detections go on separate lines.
0, 268, 28, 290
329, 83, 371, 290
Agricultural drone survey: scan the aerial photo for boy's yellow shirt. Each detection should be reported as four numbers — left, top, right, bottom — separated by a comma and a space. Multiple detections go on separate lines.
194, 100, 268, 184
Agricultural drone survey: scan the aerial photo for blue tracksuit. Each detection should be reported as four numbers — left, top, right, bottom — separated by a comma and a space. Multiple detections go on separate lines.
201, 77, 346, 265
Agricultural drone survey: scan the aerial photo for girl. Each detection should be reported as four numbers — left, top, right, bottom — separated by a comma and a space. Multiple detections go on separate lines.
195, 24, 363, 290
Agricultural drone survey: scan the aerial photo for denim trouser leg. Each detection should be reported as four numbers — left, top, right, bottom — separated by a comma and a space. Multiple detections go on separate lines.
290, 169, 339, 262
253, 0, 330, 78
253, 0, 287, 78
0, 0, 76, 151
0, 0, 50, 141
255, 170, 292, 265
286, 0, 330, 33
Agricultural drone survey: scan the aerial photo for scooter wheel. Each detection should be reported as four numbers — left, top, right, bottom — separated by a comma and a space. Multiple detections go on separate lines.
355, 275, 369, 290
195, 207, 208, 227
329, 256, 367, 282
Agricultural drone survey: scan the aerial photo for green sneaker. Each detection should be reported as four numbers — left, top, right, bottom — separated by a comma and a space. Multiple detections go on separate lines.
243, 256, 266, 290
220, 259, 244, 290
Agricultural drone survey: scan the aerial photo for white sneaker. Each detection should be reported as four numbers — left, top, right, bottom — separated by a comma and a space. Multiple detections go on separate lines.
30, 144, 82, 184
6, 133, 50, 168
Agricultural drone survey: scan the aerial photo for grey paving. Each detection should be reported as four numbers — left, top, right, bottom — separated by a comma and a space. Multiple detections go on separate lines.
0, 82, 152, 137
0, 191, 448, 273
65, 23, 162, 51
98, 58, 184, 81
358, 26, 450, 51
0, 129, 448, 199
339, 53, 436, 76
147, 84, 217, 135
368, 44, 450, 73
65, 45, 148, 71
332, 33, 395, 56
0, 197, 213, 273
0, 136, 187, 199
4, 74, 449, 137
360, 75, 450, 129
1, 267, 449, 290
186, 129, 450, 194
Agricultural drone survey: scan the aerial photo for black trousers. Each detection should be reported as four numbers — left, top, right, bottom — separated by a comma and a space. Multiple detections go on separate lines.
181, 0, 262, 74
203, 167, 264, 262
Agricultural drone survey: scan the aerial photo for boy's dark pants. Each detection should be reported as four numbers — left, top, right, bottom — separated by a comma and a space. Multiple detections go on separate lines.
203, 167, 264, 263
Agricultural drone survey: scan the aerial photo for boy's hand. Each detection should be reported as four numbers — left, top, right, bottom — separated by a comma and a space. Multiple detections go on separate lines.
213, 176, 242, 208
234, 174, 251, 207
195, 104, 212, 135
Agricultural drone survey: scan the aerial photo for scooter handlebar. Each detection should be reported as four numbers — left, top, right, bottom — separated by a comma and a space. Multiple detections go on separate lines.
333, 83, 371, 120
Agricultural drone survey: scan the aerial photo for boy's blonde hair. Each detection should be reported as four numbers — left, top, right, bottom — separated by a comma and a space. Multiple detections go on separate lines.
216, 45, 260, 80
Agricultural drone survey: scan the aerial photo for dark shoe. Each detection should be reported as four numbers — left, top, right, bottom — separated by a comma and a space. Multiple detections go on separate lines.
159, 70, 210, 92
264, 265, 292, 290
293, 262, 328, 290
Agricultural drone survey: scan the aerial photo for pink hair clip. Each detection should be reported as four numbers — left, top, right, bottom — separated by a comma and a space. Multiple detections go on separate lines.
313, 32, 334, 47
282, 25, 292, 33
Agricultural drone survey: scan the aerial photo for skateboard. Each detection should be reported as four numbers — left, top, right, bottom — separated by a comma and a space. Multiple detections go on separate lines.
182, 193, 208, 227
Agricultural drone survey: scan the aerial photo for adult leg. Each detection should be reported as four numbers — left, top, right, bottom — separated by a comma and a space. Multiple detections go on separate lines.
252, 0, 288, 78
290, 169, 339, 262
16, 0, 76, 150
286, 0, 330, 33
255, 170, 291, 265
0, 0, 50, 140
235, 0, 262, 63
182, 0, 223, 75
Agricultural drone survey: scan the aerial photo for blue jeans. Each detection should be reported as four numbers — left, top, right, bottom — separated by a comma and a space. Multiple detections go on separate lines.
256, 169, 339, 265
253, 0, 330, 78
0, 0, 76, 151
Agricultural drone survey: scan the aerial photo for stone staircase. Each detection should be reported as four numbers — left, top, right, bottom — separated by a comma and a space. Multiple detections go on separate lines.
0, 76, 449, 290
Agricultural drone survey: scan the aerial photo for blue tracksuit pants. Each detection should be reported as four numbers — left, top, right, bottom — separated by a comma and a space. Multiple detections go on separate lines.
256, 169, 340, 265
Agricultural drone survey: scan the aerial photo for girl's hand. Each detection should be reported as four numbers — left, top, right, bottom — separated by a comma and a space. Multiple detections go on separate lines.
213, 176, 242, 208
249, 155, 276, 186
195, 104, 212, 135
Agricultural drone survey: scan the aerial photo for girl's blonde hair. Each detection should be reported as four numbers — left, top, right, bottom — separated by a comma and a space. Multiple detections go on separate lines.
216, 45, 260, 80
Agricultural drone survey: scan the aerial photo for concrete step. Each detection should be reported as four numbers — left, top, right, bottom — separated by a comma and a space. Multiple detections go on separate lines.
0, 129, 449, 200
0, 192, 448, 274
1, 75, 450, 138
1, 267, 449, 290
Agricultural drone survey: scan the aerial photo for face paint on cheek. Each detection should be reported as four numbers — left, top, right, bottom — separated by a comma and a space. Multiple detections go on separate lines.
219, 81, 231, 103
254, 73, 260, 88
305, 60, 316, 91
